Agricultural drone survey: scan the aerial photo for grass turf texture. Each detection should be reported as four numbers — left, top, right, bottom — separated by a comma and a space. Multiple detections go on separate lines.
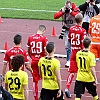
0, 0, 85, 20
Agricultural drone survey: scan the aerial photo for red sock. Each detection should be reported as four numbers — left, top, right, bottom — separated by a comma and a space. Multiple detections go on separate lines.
66, 73, 74, 90
33, 81, 38, 100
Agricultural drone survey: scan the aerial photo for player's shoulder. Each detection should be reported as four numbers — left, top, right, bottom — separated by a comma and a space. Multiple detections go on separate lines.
6, 47, 14, 52
52, 58, 60, 63
19, 70, 28, 76
6, 70, 12, 75
88, 51, 95, 56
76, 50, 81, 54
39, 57, 45, 60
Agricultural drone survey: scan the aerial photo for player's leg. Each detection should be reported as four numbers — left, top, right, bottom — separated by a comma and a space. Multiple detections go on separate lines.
85, 82, 99, 100
65, 60, 77, 98
31, 61, 41, 100
33, 81, 38, 100
74, 81, 85, 100
65, 72, 74, 98
64, 30, 71, 67
65, 72, 74, 90
66, 41, 71, 67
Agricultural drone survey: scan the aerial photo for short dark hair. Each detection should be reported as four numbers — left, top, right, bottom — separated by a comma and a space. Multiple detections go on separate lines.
38, 25, 46, 31
65, 0, 71, 4
11, 54, 25, 71
83, 37, 91, 48
75, 13, 83, 23
14, 34, 22, 45
46, 42, 54, 53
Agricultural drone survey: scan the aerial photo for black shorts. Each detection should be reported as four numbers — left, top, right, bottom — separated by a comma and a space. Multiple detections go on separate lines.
74, 80, 97, 97
40, 88, 64, 100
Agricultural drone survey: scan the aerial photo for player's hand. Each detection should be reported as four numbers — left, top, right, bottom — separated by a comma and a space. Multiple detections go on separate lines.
57, 90, 61, 98
95, 79, 99, 85
59, 33, 64, 39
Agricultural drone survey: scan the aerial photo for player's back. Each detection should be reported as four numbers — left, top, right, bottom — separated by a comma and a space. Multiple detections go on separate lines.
27, 34, 48, 60
38, 57, 60, 90
5, 70, 28, 99
68, 25, 86, 58
3, 47, 28, 70
76, 50, 96, 82
69, 25, 85, 50
88, 14, 100, 43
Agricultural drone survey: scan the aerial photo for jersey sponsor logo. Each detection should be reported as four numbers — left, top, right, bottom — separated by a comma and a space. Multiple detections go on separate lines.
85, 11, 94, 17
79, 70, 89, 72
44, 77, 54, 80
64, 20, 73, 24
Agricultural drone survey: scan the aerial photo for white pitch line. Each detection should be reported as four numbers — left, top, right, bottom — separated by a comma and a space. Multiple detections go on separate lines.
0, 8, 57, 13
0, 30, 55, 36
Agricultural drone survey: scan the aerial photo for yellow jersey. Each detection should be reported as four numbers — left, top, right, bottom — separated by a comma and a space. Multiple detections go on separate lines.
5, 70, 28, 99
38, 57, 60, 90
76, 50, 96, 82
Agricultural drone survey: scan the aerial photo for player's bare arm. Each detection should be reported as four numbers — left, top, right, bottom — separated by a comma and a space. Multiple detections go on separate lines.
2, 62, 7, 77
90, 66, 98, 84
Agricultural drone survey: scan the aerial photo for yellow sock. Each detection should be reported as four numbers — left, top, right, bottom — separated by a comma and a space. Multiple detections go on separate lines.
93, 95, 98, 100
75, 98, 80, 100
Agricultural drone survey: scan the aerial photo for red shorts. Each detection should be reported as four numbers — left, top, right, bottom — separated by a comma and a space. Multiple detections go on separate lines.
68, 50, 78, 73
68, 58, 78, 73
31, 60, 41, 82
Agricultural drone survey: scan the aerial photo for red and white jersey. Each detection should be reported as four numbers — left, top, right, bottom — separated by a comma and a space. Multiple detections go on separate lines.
68, 25, 86, 58
3, 47, 29, 70
27, 34, 48, 61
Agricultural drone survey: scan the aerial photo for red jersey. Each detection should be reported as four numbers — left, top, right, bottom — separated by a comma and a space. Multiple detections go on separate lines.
68, 25, 86, 58
68, 25, 86, 73
3, 47, 29, 70
27, 34, 48, 61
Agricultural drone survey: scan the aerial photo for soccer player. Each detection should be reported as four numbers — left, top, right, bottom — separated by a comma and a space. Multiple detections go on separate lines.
38, 42, 64, 100
74, 37, 98, 100
5, 54, 29, 100
27, 25, 48, 100
88, 7, 100, 60
54, 0, 80, 67
2, 34, 32, 77
65, 13, 86, 98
